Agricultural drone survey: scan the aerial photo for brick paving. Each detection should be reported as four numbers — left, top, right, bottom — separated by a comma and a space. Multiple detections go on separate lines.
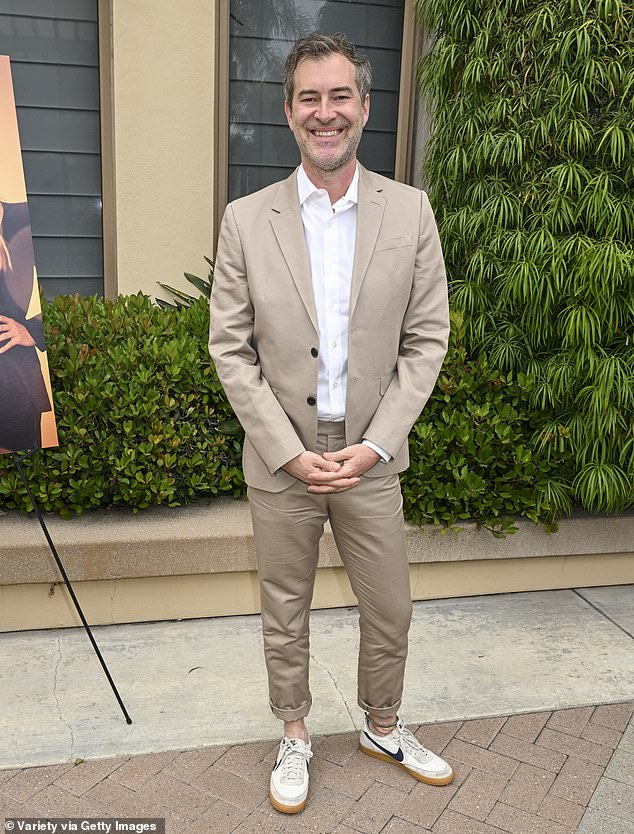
1, 703, 632, 834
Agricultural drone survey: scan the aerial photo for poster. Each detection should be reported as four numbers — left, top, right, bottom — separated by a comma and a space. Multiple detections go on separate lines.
0, 55, 57, 453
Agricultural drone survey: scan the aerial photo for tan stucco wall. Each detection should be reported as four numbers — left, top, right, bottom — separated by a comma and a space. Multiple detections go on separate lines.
111, 0, 215, 300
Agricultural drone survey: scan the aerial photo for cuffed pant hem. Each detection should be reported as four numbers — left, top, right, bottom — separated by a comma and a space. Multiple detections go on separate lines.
357, 695, 402, 717
270, 695, 312, 722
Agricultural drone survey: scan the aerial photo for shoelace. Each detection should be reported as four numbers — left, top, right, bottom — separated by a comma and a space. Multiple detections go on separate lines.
279, 739, 313, 784
394, 720, 434, 764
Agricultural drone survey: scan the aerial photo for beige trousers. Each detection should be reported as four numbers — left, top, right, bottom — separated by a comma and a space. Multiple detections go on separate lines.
248, 420, 412, 722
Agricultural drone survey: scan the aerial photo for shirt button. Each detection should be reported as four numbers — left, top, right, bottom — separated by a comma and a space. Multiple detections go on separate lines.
333, 382, 338, 388
311, 347, 318, 357
307, 396, 316, 406
332, 341, 337, 348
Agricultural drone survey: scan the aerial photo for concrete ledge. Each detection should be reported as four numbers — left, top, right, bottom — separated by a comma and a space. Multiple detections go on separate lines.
1, 553, 632, 632
0, 500, 632, 631
1, 498, 633, 584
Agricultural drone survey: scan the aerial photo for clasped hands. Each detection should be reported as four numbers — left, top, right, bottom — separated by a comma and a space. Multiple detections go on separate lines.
0, 316, 36, 354
282, 444, 380, 493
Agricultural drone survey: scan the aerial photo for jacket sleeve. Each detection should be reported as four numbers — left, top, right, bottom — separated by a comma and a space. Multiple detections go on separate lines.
362, 191, 449, 457
208, 203, 306, 475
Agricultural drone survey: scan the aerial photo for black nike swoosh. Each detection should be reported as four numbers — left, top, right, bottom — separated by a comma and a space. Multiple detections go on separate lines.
365, 732, 404, 762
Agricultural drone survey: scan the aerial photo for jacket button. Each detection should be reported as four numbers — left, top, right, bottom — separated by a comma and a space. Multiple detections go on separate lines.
311, 347, 318, 357
306, 396, 316, 406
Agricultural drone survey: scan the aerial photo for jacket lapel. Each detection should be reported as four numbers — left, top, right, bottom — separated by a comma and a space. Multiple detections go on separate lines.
350, 166, 386, 315
270, 171, 319, 333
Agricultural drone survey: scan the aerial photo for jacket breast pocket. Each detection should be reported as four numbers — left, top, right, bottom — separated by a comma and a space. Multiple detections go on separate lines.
374, 235, 413, 253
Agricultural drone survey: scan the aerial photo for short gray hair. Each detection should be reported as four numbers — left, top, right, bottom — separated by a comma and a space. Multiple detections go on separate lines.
283, 33, 372, 106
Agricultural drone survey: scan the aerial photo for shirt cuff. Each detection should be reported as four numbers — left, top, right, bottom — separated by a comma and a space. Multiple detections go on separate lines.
362, 439, 391, 463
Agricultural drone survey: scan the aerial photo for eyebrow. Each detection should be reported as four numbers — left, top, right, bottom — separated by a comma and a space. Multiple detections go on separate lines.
297, 86, 355, 96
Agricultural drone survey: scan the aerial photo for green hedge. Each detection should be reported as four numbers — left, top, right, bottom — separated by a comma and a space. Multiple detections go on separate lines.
0, 293, 245, 516
401, 313, 570, 536
0, 293, 566, 533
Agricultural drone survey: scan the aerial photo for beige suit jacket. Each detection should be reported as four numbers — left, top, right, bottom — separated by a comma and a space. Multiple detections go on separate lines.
208, 164, 449, 492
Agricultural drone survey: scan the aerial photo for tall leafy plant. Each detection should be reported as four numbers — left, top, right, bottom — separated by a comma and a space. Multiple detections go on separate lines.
417, 0, 633, 513
156, 256, 214, 309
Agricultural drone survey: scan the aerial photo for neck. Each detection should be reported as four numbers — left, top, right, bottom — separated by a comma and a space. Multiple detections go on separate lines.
301, 158, 357, 205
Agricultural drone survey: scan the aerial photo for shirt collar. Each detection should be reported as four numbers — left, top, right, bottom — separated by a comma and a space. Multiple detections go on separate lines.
297, 163, 359, 207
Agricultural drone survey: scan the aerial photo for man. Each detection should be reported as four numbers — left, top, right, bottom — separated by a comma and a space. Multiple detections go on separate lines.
209, 33, 452, 814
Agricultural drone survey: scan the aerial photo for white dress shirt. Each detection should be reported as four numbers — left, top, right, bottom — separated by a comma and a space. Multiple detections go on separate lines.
297, 164, 390, 463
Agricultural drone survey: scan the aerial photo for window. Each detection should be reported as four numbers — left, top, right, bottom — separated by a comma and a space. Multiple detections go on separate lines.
0, 0, 103, 297
216, 0, 416, 213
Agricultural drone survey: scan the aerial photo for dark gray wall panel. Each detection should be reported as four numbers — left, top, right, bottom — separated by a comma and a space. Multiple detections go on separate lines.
11, 62, 100, 109
33, 236, 102, 278
15, 107, 101, 153
39, 276, 102, 297
28, 195, 102, 238
22, 151, 102, 196
234, 0, 402, 44
0, 15, 98, 65
229, 164, 297, 201
0, 1, 97, 20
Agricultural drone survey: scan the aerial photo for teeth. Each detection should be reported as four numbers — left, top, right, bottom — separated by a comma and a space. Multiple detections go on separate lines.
313, 130, 339, 137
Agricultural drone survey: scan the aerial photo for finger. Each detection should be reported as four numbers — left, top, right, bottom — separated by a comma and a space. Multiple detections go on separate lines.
307, 481, 360, 494
322, 450, 351, 462
304, 453, 341, 470
306, 469, 351, 483
308, 476, 360, 491
0, 338, 17, 354
309, 461, 359, 479
312, 475, 360, 488
314, 459, 342, 472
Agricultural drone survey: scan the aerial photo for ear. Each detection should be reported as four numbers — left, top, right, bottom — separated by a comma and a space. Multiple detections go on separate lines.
284, 100, 293, 130
362, 94, 370, 127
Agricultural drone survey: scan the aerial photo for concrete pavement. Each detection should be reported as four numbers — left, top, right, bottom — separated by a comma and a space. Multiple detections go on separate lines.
0, 585, 633, 833
0, 586, 632, 770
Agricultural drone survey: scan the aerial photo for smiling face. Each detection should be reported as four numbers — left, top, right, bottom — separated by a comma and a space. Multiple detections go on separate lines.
284, 53, 370, 176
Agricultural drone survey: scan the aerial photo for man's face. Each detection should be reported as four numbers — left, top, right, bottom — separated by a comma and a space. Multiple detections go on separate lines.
284, 53, 369, 174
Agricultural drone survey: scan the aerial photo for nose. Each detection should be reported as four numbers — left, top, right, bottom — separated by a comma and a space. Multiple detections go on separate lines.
314, 97, 335, 123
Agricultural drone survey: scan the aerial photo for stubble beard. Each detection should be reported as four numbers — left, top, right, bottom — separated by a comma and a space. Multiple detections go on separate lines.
294, 121, 363, 174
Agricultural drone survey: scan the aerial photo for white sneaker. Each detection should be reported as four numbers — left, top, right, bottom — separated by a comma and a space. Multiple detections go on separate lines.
360, 715, 454, 785
269, 737, 312, 814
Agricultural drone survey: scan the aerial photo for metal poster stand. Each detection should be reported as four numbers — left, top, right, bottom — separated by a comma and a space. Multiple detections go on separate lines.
11, 451, 132, 725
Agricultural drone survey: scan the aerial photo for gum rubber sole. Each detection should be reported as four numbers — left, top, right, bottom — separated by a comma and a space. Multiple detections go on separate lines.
269, 790, 307, 814
359, 743, 455, 785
